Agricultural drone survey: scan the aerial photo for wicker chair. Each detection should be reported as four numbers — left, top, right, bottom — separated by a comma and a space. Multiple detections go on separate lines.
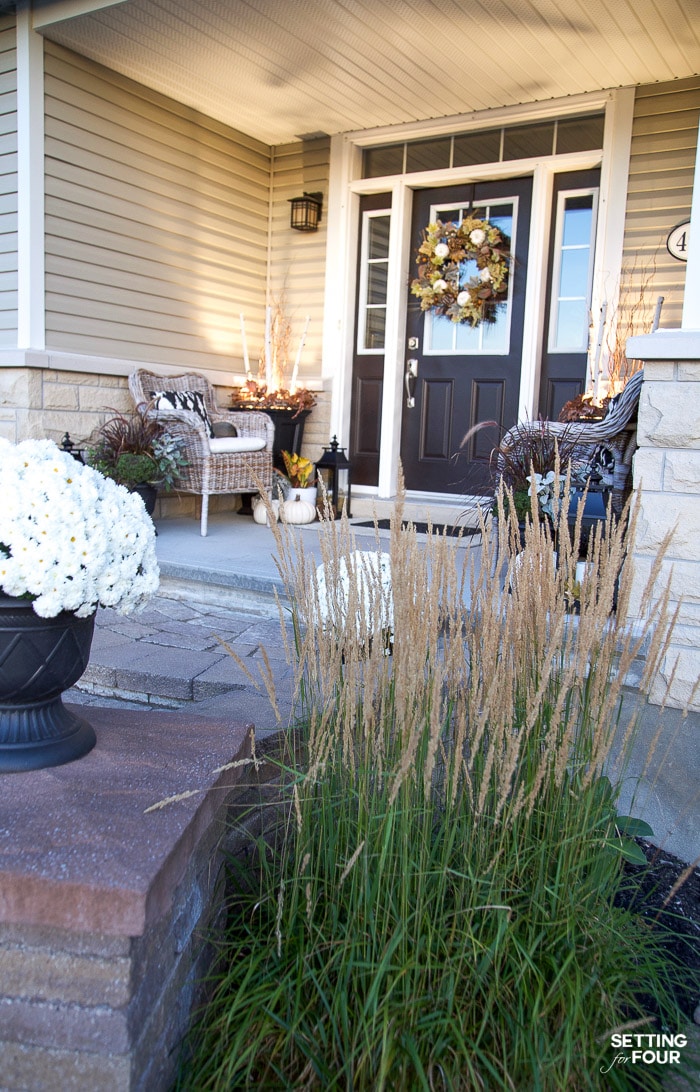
129, 369, 274, 536
498, 369, 644, 505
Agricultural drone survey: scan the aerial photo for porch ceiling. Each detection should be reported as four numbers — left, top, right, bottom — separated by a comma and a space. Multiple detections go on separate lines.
38, 0, 700, 146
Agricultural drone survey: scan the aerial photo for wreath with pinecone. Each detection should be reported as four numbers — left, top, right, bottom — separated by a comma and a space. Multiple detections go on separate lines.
410, 216, 511, 327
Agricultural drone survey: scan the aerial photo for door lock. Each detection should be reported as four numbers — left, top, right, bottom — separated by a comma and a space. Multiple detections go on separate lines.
405, 358, 418, 408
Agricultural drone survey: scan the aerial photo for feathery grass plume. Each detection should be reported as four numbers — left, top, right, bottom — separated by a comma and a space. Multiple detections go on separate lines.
177, 481, 693, 1091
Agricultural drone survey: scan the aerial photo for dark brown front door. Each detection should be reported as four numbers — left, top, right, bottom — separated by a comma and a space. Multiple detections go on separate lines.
400, 177, 532, 494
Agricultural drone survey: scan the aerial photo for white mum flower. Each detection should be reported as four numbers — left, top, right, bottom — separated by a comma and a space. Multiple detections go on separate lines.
434, 242, 450, 260
0, 439, 159, 617
432, 279, 448, 293
457, 290, 470, 306
479, 267, 492, 282
470, 228, 486, 246
315, 551, 393, 647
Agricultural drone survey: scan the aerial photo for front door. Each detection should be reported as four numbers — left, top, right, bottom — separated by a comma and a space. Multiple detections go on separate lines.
400, 177, 532, 494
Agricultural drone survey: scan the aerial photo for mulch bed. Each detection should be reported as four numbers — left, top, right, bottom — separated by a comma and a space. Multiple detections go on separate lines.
619, 841, 700, 1023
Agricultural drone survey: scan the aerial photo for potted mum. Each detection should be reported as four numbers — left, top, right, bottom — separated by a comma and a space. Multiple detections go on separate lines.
0, 438, 159, 772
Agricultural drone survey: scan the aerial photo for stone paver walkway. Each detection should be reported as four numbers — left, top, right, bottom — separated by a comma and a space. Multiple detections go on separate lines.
70, 593, 296, 733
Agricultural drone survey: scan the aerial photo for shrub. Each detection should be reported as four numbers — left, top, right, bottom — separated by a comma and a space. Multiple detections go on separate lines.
178, 491, 687, 1090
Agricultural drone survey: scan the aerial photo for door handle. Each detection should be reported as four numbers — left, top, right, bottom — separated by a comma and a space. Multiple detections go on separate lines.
405, 359, 418, 408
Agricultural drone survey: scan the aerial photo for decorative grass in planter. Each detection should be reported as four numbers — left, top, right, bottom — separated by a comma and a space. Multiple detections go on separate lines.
176, 490, 692, 1090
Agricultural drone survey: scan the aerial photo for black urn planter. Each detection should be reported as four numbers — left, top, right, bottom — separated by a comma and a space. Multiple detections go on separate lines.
130, 482, 158, 517
231, 406, 311, 472
0, 596, 97, 772
265, 407, 312, 472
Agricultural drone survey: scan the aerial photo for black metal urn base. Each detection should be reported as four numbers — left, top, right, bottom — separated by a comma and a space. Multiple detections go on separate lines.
0, 596, 97, 772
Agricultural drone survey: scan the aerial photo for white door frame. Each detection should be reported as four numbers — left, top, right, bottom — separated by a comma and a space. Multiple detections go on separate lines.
322, 88, 635, 499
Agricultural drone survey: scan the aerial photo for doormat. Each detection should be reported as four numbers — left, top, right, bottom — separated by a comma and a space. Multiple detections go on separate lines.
353, 519, 480, 538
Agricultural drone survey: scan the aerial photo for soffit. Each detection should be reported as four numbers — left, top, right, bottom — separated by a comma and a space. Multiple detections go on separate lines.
38, 0, 700, 146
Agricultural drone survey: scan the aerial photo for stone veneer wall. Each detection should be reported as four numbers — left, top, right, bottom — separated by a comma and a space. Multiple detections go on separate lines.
630, 358, 700, 711
0, 802, 229, 1091
0, 365, 329, 448
0, 367, 131, 446
0, 707, 258, 1092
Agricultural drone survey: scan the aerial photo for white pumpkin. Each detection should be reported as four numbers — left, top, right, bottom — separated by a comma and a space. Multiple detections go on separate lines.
253, 497, 279, 526
280, 495, 316, 524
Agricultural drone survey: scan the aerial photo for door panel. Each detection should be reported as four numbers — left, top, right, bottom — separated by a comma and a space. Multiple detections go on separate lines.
353, 377, 383, 459
420, 380, 453, 460
467, 380, 505, 463
401, 177, 532, 493
541, 378, 583, 420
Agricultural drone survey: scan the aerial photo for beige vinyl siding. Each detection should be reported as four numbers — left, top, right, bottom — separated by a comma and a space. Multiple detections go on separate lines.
0, 17, 17, 348
44, 41, 270, 372
622, 76, 700, 334
268, 139, 330, 385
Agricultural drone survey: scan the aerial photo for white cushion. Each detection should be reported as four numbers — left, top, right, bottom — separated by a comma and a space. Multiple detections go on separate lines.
209, 436, 267, 454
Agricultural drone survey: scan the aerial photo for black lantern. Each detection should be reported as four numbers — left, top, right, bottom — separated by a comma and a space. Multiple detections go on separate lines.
289, 191, 323, 232
60, 432, 85, 464
316, 435, 352, 519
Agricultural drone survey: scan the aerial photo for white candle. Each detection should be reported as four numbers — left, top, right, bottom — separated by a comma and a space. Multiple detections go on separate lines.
290, 315, 310, 392
264, 305, 272, 388
240, 313, 251, 380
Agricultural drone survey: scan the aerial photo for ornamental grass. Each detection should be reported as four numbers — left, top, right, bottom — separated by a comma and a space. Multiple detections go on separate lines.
177, 484, 690, 1091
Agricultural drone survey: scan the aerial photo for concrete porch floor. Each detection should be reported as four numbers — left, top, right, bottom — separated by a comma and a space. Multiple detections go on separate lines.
72, 507, 699, 868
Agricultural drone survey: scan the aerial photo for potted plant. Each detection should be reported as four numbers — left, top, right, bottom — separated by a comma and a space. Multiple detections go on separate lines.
492, 419, 578, 537
281, 450, 317, 507
0, 438, 159, 771
230, 300, 317, 474
86, 405, 188, 515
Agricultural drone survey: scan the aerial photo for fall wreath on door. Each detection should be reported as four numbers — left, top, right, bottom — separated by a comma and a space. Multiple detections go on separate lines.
410, 216, 511, 327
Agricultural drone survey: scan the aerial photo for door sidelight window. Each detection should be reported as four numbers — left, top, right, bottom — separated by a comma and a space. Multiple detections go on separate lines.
358, 211, 391, 352
548, 189, 598, 353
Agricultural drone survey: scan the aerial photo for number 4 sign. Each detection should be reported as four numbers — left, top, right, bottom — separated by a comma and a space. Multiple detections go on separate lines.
667, 220, 691, 261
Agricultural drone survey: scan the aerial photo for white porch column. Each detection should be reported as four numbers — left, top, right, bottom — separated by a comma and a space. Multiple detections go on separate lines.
16, 3, 45, 351
625, 118, 700, 711
682, 118, 700, 331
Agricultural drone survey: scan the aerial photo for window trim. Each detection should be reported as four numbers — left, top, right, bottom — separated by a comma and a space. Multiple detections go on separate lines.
423, 196, 520, 357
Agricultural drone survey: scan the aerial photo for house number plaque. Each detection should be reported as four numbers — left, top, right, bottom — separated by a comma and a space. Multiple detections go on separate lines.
666, 220, 691, 261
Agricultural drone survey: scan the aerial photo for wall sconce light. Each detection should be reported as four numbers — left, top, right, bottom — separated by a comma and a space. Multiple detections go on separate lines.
289, 191, 323, 232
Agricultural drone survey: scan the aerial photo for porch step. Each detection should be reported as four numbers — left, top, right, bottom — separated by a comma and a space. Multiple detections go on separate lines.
349, 492, 490, 528
157, 560, 284, 609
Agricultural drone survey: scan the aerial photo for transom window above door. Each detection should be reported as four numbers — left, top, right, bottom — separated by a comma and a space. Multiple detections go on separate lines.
362, 113, 604, 179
